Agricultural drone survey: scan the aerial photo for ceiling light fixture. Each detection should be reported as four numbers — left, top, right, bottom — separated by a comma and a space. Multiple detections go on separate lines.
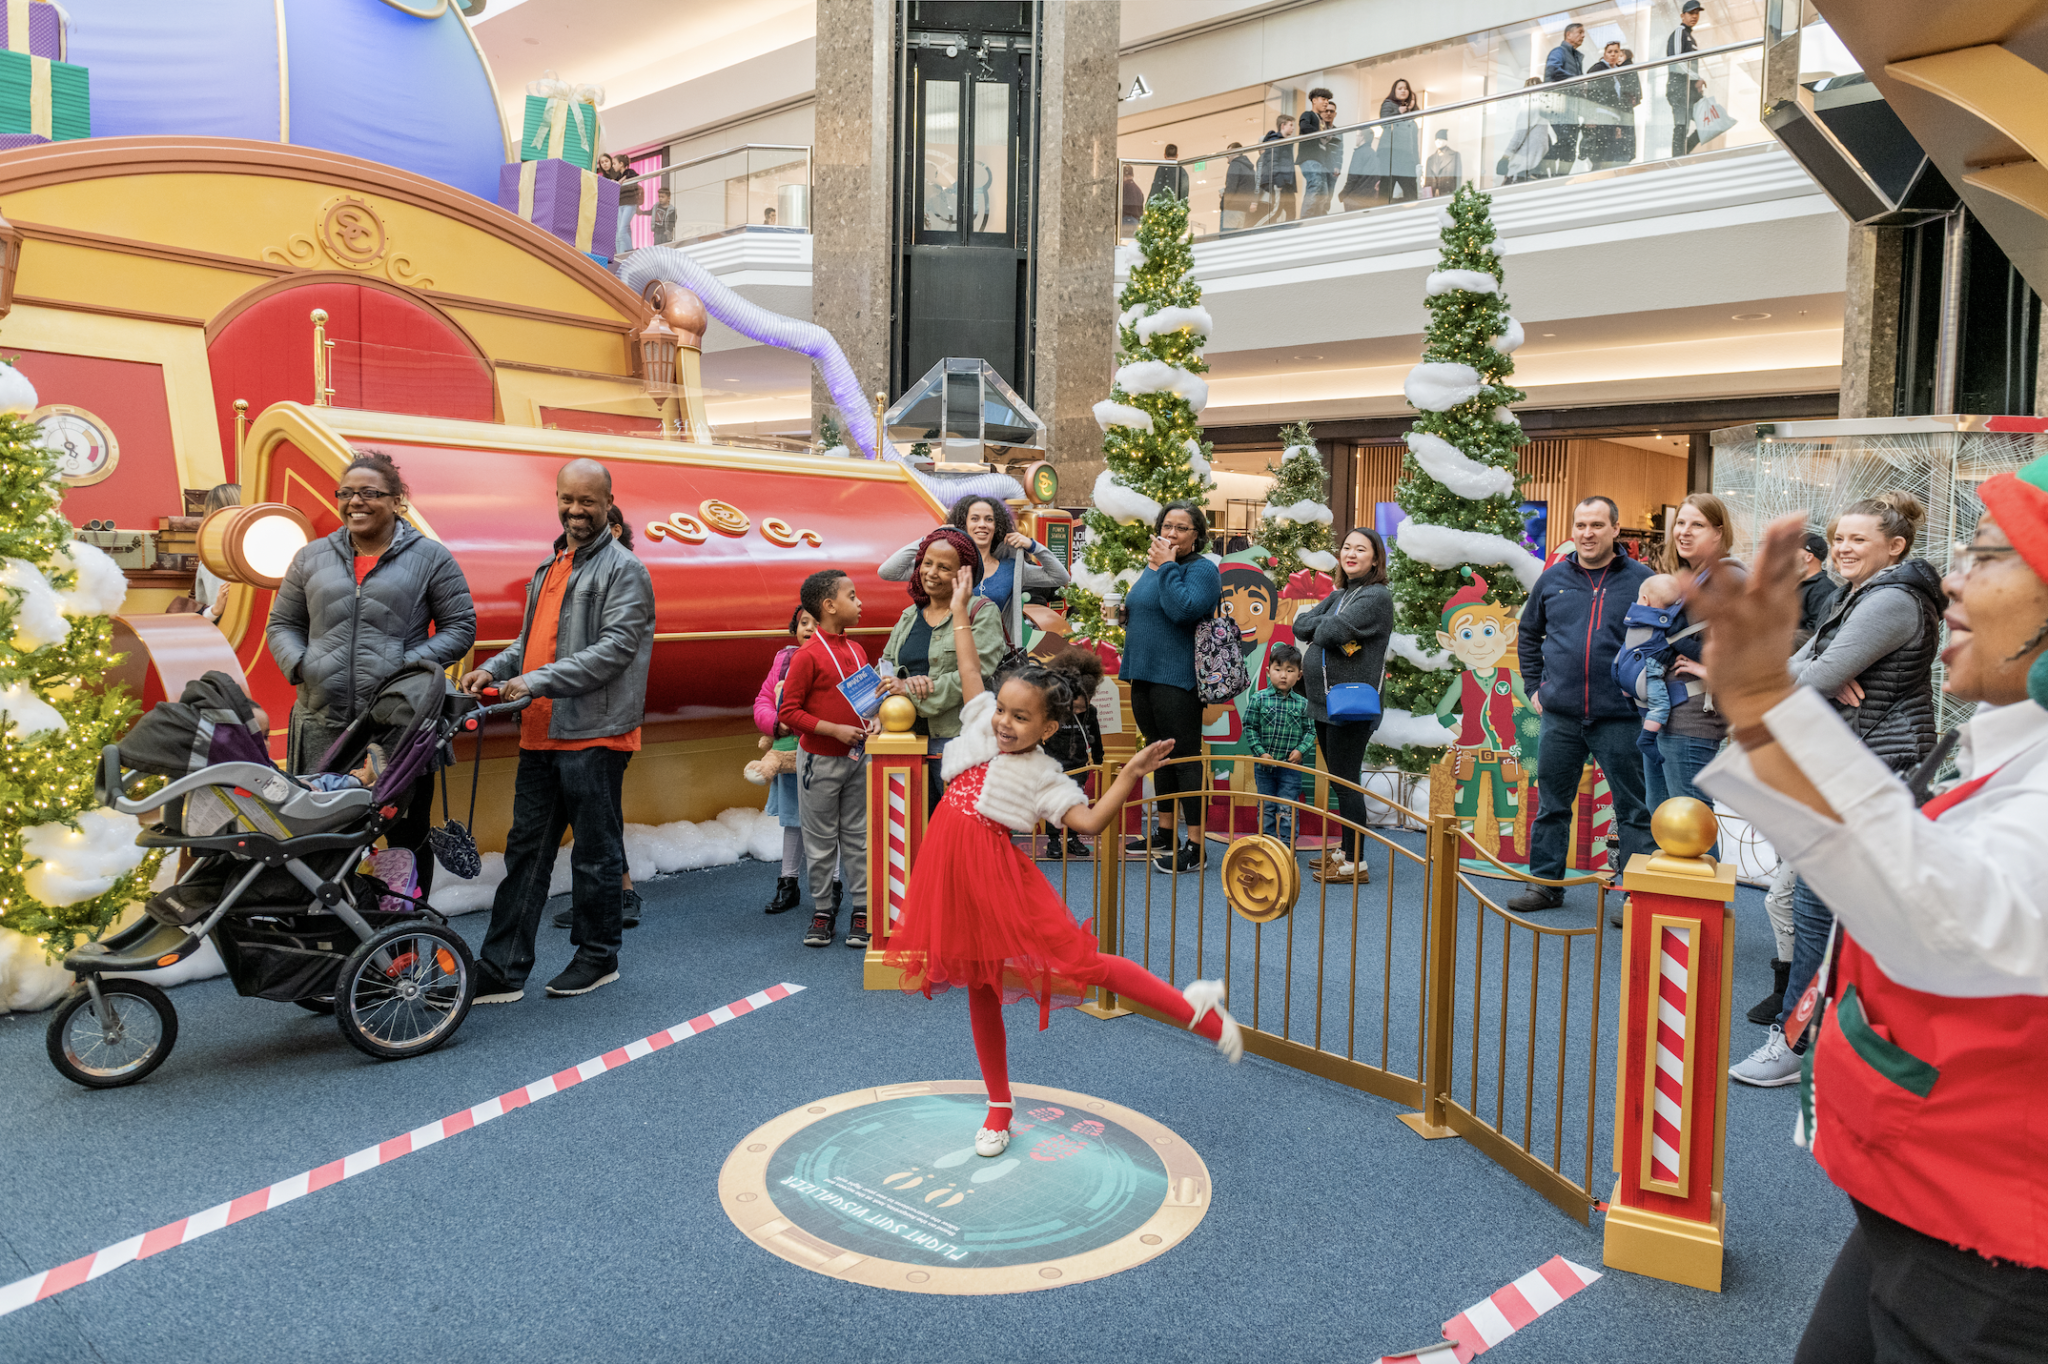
1732, 311, 1771, 321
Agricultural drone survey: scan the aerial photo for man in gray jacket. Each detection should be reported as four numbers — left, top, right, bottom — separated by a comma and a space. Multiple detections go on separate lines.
461, 458, 655, 1002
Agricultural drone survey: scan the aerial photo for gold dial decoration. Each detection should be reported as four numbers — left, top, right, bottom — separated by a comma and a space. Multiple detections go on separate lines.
647, 511, 707, 544
761, 517, 824, 548
700, 499, 751, 537
321, 196, 387, 268
33, 405, 119, 487
1220, 834, 1299, 923
1025, 461, 1059, 506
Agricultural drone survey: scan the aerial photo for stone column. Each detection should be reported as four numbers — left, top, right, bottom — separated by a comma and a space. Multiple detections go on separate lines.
1839, 224, 1902, 418
811, 0, 895, 439
1032, 0, 1120, 494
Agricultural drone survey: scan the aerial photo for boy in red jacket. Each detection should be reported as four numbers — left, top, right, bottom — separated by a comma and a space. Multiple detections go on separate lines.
778, 569, 874, 948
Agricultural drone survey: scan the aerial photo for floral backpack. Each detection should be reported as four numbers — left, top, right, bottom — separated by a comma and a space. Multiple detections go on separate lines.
1194, 615, 1250, 703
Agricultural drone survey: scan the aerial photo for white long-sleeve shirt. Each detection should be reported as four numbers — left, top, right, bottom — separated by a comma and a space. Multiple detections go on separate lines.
1696, 687, 2048, 997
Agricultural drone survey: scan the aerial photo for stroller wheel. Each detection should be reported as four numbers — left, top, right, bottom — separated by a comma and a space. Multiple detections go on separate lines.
334, 923, 474, 1060
293, 996, 337, 1015
46, 980, 178, 1089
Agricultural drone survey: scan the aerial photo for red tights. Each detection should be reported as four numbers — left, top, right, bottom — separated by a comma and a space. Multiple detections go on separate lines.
969, 955, 1221, 1131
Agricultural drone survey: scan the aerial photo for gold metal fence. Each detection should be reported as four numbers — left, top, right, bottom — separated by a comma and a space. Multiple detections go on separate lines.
1030, 753, 1612, 1222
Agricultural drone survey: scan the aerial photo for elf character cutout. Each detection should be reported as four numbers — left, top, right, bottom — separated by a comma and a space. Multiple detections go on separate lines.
1431, 575, 1534, 852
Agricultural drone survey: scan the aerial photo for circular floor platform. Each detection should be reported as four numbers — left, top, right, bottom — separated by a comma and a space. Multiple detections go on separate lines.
719, 1080, 1210, 1294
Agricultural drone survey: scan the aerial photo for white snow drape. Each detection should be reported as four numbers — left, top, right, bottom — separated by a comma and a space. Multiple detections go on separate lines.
1395, 519, 1544, 590
1091, 469, 1164, 526
1405, 432, 1516, 500
1265, 498, 1334, 526
1425, 269, 1499, 296
1492, 316, 1525, 355
1115, 360, 1209, 414
1135, 305, 1214, 343
1374, 707, 1459, 748
1403, 362, 1487, 412
1093, 399, 1155, 433
1388, 632, 1454, 671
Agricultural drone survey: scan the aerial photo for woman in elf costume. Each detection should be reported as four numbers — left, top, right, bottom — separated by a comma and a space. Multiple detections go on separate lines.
1689, 454, 2048, 1360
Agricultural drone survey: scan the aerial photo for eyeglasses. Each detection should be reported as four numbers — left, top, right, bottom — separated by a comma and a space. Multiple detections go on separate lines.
334, 488, 394, 504
1950, 540, 2020, 578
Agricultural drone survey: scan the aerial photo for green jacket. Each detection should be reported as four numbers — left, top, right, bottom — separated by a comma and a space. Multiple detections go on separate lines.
881, 596, 1008, 739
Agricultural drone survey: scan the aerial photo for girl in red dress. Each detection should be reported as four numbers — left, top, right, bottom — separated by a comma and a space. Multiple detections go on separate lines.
884, 569, 1242, 1157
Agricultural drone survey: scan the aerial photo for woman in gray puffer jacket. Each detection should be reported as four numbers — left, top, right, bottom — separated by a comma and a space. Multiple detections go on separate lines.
1289, 527, 1394, 883
267, 450, 476, 891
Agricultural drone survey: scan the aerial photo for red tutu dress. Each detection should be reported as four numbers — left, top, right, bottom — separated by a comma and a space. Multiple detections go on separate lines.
884, 697, 1106, 1028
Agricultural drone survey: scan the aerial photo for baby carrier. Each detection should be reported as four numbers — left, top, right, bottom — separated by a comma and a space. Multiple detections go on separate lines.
43, 664, 527, 1089
1611, 603, 1704, 711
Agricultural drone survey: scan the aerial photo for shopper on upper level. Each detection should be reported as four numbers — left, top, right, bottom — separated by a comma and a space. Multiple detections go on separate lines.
1148, 146, 1190, 205
1667, 1, 1705, 158
1221, 143, 1256, 231
1296, 87, 1341, 217
1542, 23, 1588, 178
1257, 115, 1297, 223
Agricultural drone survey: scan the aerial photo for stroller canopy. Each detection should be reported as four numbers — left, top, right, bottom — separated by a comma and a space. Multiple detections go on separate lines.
119, 671, 272, 777
313, 660, 463, 801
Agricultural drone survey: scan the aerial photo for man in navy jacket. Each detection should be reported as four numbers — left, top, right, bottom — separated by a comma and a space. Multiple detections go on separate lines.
1511, 496, 1654, 912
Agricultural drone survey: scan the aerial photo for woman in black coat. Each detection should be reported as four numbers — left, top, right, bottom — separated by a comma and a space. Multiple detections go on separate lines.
1288, 527, 1394, 883
267, 449, 476, 892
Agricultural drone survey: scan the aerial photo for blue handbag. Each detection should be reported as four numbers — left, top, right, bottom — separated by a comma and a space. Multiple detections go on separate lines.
1320, 650, 1383, 723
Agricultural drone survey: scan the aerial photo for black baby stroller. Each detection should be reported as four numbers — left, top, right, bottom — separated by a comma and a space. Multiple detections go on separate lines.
45, 663, 526, 1088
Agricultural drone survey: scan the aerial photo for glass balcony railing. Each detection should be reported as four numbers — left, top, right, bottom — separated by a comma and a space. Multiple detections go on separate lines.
1119, 39, 1765, 241
619, 144, 812, 252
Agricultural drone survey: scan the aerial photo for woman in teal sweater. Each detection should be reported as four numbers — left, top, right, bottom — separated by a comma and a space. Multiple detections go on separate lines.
1120, 501, 1223, 873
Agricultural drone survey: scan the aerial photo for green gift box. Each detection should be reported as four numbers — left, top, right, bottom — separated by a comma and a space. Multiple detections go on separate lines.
520, 90, 600, 170
0, 48, 86, 141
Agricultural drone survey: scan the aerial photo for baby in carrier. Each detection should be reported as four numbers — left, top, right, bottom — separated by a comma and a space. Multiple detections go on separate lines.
1618, 574, 1684, 733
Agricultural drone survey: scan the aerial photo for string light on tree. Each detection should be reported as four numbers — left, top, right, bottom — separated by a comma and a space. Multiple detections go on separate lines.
1373, 185, 1542, 774
0, 361, 161, 958
1066, 189, 1215, 646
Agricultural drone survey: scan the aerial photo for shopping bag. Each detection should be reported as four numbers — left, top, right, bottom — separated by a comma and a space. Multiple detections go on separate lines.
1693, 92, 1737, 142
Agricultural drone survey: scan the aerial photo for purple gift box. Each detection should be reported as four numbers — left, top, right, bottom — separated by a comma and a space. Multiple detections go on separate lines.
497, 159, 619, 256
5, 3, 60, 61
0, 132, 47, 150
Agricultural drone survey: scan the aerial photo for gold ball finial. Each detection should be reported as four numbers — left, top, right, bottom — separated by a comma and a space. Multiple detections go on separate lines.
1651, 797, 1719, 860
310, 308, 328, 324
878, 694, 917, 733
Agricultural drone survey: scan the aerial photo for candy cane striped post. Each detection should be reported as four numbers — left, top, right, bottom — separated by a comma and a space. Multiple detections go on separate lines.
863, 719, 928, 990
1376, 1256, 1602, 1363
1605, 800, 1737, 1291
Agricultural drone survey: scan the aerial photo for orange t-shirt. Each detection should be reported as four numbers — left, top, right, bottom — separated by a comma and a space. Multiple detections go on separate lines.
517, 548, 642, 752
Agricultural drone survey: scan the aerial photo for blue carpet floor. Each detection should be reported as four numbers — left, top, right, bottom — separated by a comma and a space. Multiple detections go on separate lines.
0, 847, 1850, 1363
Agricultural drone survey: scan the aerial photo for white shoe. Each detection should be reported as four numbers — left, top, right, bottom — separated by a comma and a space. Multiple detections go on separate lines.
1730, 1024, 1802, 1088
1182, 979, 1244, 1064
975, 1101, 1014, 1157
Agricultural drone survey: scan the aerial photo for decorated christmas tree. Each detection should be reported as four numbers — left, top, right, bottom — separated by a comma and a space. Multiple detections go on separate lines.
1371, 185, 1544, 774
1066, 189, 1215, 646
0, 364, 158, 961
1258, 420, 1336, 588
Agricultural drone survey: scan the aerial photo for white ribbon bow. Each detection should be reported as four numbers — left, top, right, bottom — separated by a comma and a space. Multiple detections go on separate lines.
525, 69, 605, 153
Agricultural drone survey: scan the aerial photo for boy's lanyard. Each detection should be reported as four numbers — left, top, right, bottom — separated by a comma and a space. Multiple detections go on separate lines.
816, 633, 857, 684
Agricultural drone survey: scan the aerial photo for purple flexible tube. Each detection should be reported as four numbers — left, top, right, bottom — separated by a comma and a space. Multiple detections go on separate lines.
617, 246, 1023, 508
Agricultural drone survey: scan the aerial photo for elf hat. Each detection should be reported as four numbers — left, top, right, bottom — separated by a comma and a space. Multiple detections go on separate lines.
1439, 572, 1493, 630
1977, 451, 2048, 583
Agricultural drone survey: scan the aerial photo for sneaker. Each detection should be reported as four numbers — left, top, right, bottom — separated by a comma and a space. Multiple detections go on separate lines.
845, 910, 870, 950
1507, 886, 1564, 914
1182, 979, 1244, 1063
551, 905, 572, 930
763, 875, 800, 915
1062, 833, 1092, 859
1730, 1025, 1802, 1087
472, 970, 523, 1006
1124, 828, 1175, 854
622, 887, 642, 929
1153, 842, 1205, 874
804, 910, 835, 948
1747, 959, 1791, 1026
544, 960, 619, 997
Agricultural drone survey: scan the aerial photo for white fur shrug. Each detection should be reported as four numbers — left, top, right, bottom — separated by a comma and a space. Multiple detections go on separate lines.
940, 692, 1090, 833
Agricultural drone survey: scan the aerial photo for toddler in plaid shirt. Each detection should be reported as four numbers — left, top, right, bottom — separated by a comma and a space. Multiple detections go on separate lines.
1240, 642, 1315, 841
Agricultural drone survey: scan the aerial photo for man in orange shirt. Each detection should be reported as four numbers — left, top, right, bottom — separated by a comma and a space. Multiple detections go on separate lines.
460, 458, 655, 1002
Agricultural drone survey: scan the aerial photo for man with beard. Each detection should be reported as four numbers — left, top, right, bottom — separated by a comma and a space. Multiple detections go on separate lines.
461, 458, 656, 1002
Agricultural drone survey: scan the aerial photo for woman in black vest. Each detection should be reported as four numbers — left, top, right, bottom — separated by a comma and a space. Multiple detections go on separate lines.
1732, 492, 1945, 1088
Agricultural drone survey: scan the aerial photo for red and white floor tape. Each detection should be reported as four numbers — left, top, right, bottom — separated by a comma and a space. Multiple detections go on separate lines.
1379, 1255, 1603, 1363
0, 981, 805, 1318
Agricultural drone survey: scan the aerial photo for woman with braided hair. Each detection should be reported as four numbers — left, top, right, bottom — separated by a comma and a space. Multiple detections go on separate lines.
886, 569, 1244, 1159
879, 525, 1009, 810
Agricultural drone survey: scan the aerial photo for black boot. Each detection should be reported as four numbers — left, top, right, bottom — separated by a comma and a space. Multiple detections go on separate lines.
1747, 958, 1791, 1025
764, 876, 800, 915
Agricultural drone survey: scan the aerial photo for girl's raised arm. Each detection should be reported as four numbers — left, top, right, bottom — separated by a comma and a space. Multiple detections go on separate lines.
949, 566, 985, 702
